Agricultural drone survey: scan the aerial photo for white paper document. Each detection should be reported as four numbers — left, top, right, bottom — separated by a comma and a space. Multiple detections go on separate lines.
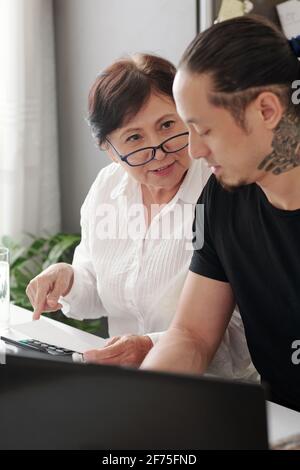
11, 318, 106, 353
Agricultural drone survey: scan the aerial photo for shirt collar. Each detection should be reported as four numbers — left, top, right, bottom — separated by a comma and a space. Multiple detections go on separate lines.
110, 170, 131, 200
176, 159, 209, 204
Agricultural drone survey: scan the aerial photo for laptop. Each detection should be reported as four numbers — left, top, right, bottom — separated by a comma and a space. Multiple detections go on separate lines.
0, 351, 268, 450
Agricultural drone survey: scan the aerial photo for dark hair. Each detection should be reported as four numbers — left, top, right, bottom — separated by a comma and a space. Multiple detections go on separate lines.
87, 53, 176, 146
179, 15, 300, 125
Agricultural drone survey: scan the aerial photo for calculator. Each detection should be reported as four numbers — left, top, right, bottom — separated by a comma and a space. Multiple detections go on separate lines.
0, 336, 76, 356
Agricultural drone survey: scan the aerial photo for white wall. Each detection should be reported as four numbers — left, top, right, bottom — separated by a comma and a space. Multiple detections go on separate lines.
54, 0, 196, 232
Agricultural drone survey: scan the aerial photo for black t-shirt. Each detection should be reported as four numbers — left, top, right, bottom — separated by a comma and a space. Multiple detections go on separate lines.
190, 174, 300, 410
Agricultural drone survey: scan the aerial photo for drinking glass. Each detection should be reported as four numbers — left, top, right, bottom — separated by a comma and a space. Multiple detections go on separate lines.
0, 247, 10, 330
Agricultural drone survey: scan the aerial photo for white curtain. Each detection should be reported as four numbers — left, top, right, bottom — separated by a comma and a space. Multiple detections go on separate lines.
0, 0, 60, 240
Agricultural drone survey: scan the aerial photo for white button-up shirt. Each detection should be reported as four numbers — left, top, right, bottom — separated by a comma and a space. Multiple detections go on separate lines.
63, 159, 257, 379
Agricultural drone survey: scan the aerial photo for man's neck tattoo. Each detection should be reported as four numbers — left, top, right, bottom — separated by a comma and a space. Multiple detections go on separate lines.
258, 112, 300, 175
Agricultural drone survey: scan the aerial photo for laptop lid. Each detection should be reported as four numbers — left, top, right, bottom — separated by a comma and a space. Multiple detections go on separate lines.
0, 353, 268, 450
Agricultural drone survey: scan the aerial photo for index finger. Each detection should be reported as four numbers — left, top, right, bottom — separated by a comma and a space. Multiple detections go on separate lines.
32, 285, 49, 320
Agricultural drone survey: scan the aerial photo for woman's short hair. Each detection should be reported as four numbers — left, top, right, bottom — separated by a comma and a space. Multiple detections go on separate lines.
179, 15, 300, 127
88, 53, 176, 146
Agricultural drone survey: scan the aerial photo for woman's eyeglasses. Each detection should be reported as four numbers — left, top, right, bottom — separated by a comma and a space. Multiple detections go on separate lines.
106, 132, 189, 167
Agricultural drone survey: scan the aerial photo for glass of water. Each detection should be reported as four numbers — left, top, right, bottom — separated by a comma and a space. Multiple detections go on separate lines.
0, 247, 10, 330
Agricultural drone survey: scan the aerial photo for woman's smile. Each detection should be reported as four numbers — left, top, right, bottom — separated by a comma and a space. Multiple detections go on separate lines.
149, 160, 176, 176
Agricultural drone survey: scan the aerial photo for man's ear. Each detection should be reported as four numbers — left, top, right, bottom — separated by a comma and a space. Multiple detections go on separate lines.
255, 91, 285, 130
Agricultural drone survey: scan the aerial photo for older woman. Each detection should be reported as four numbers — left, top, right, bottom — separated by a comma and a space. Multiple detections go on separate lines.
26, 53, 255, 379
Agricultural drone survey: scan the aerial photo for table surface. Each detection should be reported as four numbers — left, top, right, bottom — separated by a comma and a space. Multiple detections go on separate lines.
1, 304, 300, 448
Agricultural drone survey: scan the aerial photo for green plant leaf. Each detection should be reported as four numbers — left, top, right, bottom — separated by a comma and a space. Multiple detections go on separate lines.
1, 235, 18, 250
42, 235, 80, 269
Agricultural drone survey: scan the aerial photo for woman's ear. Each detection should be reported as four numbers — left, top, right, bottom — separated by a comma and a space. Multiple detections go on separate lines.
108, 150, 119, 164
99, 140, 119, 163
99, 139, 108, 151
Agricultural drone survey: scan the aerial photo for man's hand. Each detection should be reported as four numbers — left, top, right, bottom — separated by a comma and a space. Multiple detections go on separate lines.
83, 335, 153, 367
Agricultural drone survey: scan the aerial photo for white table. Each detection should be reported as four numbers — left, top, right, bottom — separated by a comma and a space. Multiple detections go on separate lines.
267, 401, 300, 447
2, 304, 300, 448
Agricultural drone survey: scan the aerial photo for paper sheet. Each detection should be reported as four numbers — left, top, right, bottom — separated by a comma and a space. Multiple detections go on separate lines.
12, 318, 106, 353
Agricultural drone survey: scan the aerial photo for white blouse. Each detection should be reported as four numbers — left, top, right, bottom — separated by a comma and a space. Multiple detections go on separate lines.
63, 159, 257, 380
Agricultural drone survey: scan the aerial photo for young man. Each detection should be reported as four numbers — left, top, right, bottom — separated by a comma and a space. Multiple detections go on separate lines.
142, 16, 300, 412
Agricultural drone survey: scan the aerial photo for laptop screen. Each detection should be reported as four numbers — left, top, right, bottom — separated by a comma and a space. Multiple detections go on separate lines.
0, 352, 268, 450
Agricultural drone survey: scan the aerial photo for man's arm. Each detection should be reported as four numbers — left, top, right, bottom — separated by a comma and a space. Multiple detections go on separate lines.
141, 271, 235, 375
